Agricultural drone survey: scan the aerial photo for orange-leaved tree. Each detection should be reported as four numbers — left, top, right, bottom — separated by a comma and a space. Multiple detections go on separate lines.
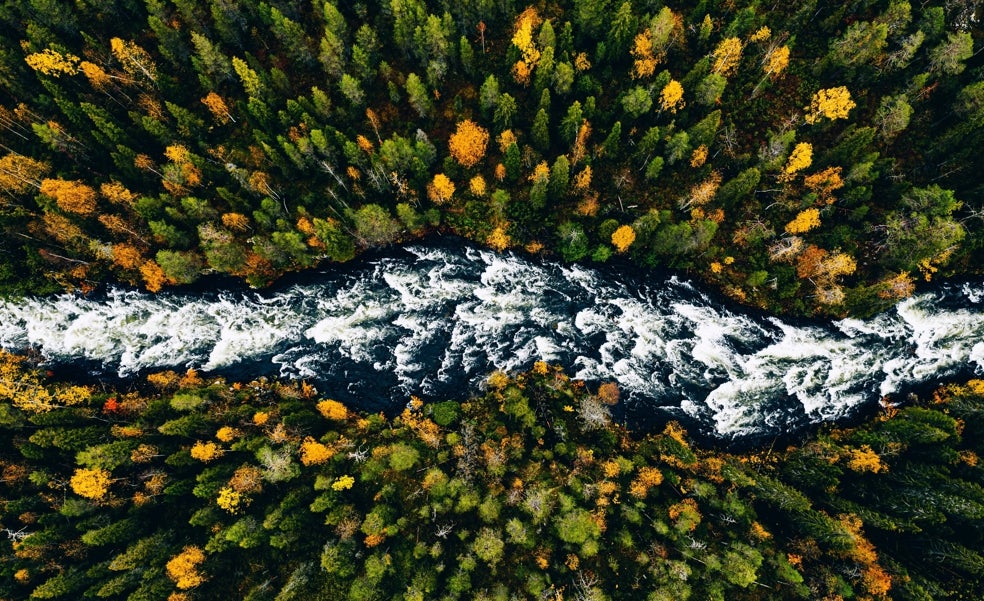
40, 178, 98, 215
448, 120, 490, 168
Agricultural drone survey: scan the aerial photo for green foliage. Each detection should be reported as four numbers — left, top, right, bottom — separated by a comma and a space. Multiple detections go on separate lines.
3, 359, 984, 600
1, 0, 978, 315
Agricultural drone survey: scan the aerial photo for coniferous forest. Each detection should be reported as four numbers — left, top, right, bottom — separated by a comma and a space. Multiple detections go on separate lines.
1, 0, 984, 599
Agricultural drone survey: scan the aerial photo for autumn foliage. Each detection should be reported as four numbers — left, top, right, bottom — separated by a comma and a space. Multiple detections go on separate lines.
300, 437, 334, 466
784, 208, 821, 234
631, 29, 658, 78
40, 178, 98, 215
427, 173, 456, 204
448, 120, 490, 168
782, 142, 813, 177
712, 37, 743, 76
190, 440, 223, 462
611, 225, 636, 253
166, 546, 206, 589
70, 467, 112, 500
660, 80, 685, 113
805, 86, 856, 124
317, 399, 349, 421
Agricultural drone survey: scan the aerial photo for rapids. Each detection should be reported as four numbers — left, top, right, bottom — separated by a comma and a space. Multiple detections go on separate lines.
1, 242, 982, 440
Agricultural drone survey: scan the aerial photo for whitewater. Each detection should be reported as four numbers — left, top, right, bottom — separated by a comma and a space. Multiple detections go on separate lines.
1, 243, 982, 440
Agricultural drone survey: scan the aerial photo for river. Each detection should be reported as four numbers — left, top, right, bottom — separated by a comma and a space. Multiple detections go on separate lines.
1, 241, 982, 441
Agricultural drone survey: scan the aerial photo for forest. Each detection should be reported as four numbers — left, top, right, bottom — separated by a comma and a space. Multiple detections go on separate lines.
0, 0, 981, 315
2, 354, 984, 600
1, 0, 984, 599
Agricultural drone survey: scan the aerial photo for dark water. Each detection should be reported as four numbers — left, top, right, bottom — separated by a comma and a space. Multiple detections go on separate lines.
1, 242, 982, 441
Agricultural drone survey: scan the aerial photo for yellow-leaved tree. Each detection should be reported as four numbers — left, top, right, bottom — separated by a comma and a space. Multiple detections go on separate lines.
190, 440, 222, 462
631, 29, 658, 78
659, 80, 685, 113
0, 351, 90, 412
764, 46, 790, 79
300, 437, 334, 466
785, 208, 821, 234
511, 7, 541, 85
712, 37, 743, 76
427, 173, 455, 204
611, 225, 637, 253
805, 87, 855, 124
448, 120, 490, 168
331, 475, 355, 491
0, 153, 49, 194
216, 487, 243, 513
70, 467, 112, 500
469, 175, 487, 196
317, 399, 349, 420
110, 37, 158, 83
25, 48, 80, 77
486, 225, 511, 251
782, 142, 813, 177
166, 546, 207, 589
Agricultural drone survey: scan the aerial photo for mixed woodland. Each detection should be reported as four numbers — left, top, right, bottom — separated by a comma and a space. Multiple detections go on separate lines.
2, 355, 984, 600
0, 0, 981, 315
2, 1, 984, 599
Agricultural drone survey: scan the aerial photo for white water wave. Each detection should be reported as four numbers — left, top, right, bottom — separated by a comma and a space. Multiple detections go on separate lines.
1, 245, 982, 439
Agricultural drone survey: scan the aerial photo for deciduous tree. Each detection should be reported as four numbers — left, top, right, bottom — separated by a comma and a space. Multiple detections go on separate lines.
166, 546, 206, 589
805, 87, 855, 124
659, 80, 684, 113
712, 37, 742, 76
70, 467, 111, 500
40, 178, 98, 215
611, 225, 636, 252
448, 120, 489, 168
424, 174, 453, 205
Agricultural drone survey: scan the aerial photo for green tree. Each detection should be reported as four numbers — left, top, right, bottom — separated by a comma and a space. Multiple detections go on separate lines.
313, 218, 356, 262
493, 93, 517, 129
549, 155, 569, 200
621, 86, 652, 119
472, 527, 505, 568
928, 31, 973, 75
883, 185, 965, 272
573, 0, 611, 39
874, 94, 913, 141
479, 74, 500, 116
339, 74, 365, 106
827, 21, 888, 68
695, 73, 727, 106
406, 73, 432, 118
560, 101, 583, 144
351, 204, 401, 246
555, 508, 601, 545
532, 108, 550, 151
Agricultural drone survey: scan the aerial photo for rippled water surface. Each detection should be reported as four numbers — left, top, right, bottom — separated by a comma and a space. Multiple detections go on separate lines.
2, 243, 982, 439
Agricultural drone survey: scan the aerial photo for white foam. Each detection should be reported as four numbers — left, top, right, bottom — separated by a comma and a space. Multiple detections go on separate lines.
1, 247, 982, 439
